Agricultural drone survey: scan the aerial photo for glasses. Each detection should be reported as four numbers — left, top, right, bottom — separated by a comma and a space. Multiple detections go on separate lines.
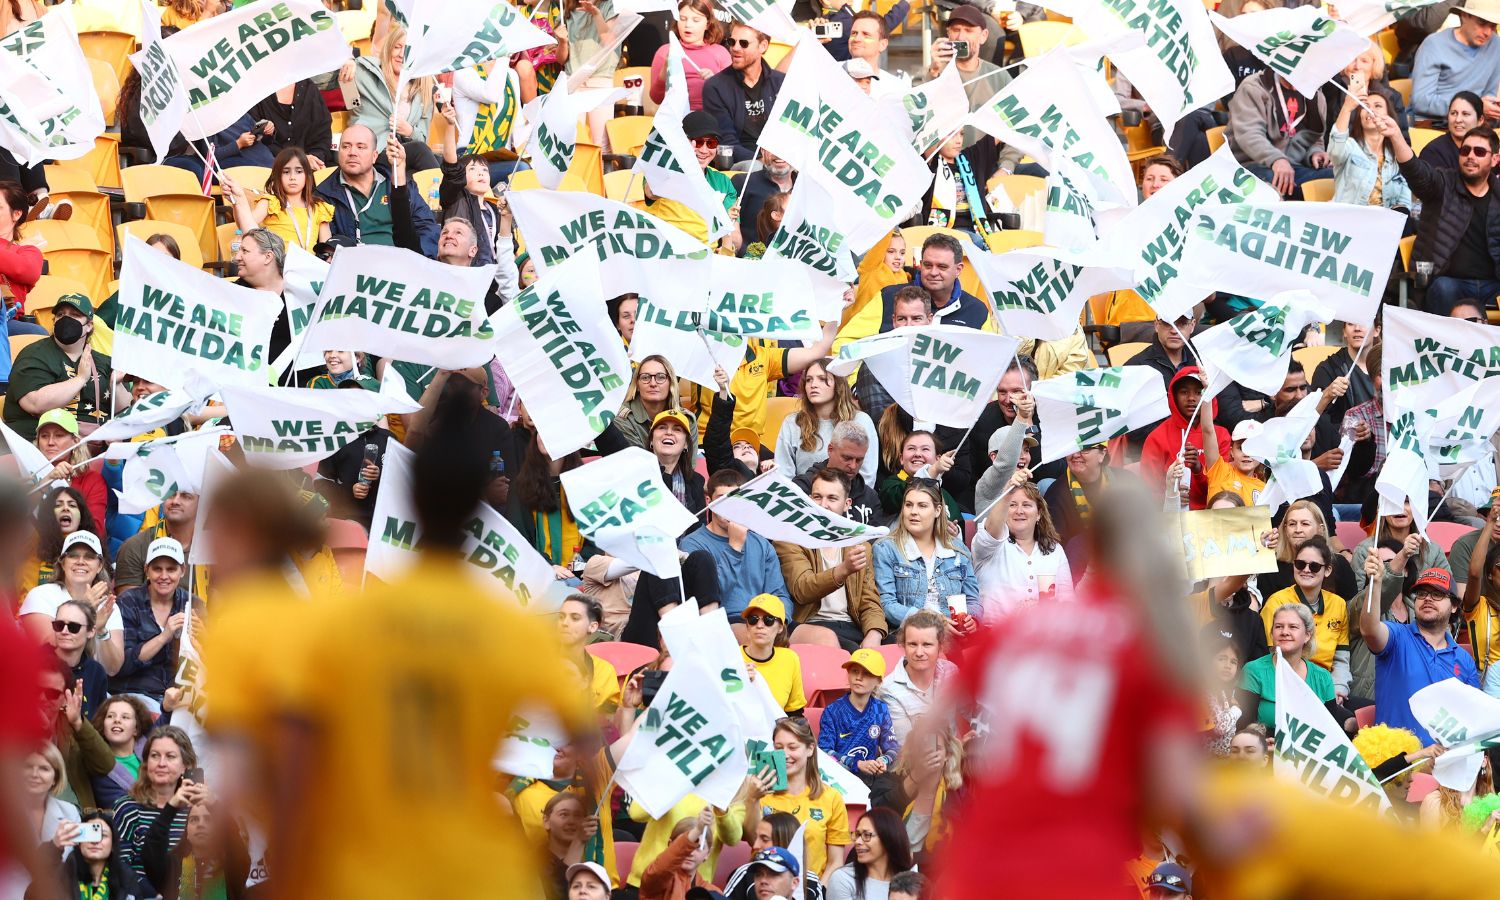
1460, 145, 1492, 157
907, 476, 942, 490
853, 830, 878, 841
40, 686, 64, 702
1293, 559, 1326, 574
729, 37, 755, 48
638, 372, 669, 384
691, 136, 720, 150
51, 620, 85, 635
743, 613, 778, 626
1464, 315, 1486, 323
1148, 874, 1186, 888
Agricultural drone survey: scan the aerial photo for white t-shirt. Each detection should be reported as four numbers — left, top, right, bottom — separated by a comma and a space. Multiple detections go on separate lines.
971, 523, 1074, 619
19, 583, 123, 634
816, 547, 853, 622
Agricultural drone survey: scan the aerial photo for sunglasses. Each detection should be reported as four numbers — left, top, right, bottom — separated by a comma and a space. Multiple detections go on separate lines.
1464, 315, 1486, 323
1148, 873, 1186, 889
51, 620, 85, 635
1460, 144, 1492, 157
1293, 559, 1327, 574
729, 37, 755, 48
691, 136, 720, 150
743, 613, 778, 627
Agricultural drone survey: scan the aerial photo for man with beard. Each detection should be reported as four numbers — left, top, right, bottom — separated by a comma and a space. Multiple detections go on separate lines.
407, 367, 516, 512
1387, 116, 1500, 314
115, 490, 200, 592
738, 149, 795, 252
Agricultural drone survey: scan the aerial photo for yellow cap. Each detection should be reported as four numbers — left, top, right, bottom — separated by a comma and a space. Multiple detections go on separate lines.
744, 593, 786, 622
651, 408, 693, 434
842, 647, 886, 678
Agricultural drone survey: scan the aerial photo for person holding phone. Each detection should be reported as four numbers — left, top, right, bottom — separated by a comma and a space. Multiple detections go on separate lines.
925, 7, 1020, 152
36, 812, 148, 900
747, 718, 851, 882
141, 791, 251, 900
112, 727, 200, 892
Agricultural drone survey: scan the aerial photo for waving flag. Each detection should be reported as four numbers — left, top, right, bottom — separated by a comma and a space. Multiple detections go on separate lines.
1031, 366, 1170, 463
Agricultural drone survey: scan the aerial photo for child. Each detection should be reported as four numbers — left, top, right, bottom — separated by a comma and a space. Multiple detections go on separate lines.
224, 146, 334, 251
877, 431, 963, 522
817, 648, 899, 785
1200, 414, 1267, 508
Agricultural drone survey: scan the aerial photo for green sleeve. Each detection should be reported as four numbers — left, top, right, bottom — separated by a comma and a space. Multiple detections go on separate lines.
1450, 534, 1475, 583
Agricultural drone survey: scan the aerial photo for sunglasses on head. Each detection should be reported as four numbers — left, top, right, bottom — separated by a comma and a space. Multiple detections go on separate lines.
51, 620, 85, 635
691, 136, 720, 150
1293, 559, 1326, 574
743, 613, 778, 627
1461, 144, 1493, 157
1148, 873, 1186, 889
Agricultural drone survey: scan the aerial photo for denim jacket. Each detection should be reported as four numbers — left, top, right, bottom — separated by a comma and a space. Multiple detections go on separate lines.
873, 535, 981, 629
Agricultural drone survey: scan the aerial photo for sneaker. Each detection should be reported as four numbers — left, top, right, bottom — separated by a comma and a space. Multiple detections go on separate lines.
36, 199, 73, 222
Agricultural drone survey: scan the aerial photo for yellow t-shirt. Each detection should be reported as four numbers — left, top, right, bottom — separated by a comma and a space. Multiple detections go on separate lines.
1465, 599, 1500, 675
686, 342, 787, 438
625, 795, 746, 886
741, 645, 807, 714
271, 554, 592, 899
263, 196, 336, 251
584, 650, 622, 714
509, 761, 620, 888
760, 786, 850, 877
1206, 458, 1266, 507
1261, 587, 1349, 672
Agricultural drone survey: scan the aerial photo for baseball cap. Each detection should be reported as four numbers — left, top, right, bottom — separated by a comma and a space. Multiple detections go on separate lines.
1146, 862, 1192, 894
843, 647, 887, 678
843, 58, 879, 79
1482, 486, 1500, 513
744, 593, 786, 622
61, 531, 103, 557
36, 408, 80, 436
565, 862, 610, 890
946, 5, 987, 28
1413, 568, 1457, 600
55, 292, 94, 318
146, 537, 185, 566
747, 847, 800, 878
1231, 419, 1264, 442
730, 427, 762, 453
988, 424, 1037, 455
683, 110, 721, 141
652, 409, 693, 433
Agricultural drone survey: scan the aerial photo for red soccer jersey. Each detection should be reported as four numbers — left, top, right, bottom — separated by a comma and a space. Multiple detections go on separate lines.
936, 588, 1197, 900
0, 620, 44, 868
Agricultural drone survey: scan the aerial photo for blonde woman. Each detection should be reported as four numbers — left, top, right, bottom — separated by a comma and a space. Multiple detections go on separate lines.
1259, 499, 1356, 599
775, 359, 878, 486
873, 482, 979, 633
1237, 603, 1353, 734
615, 355, 699, 456
352, 24, 440, 171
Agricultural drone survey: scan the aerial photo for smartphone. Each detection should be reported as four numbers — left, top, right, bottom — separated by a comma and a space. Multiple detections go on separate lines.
952, 39, 971, 59
640, 669, 668, 707
253, 119, 270, 142
184, 767, 205, 786
813, 20, 843, 38
755, 748, 788, 791
75, 821, 104, 844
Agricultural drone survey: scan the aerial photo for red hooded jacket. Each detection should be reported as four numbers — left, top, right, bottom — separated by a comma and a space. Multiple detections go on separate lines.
1140, 366, 1231, 509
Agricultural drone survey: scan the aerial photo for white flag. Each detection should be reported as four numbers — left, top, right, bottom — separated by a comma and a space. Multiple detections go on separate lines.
84, 388, 200, 446
365, 441, 565, 609
1376, 402, 1434, 534
817, 748, 872, 806
164, 0, 352, 139
1183, 201, 1401, 327
560, 447, 698, 577
1031, 366, 1170, 463
1071, 0, 1234, 132
271, 245, 331, 378
127, 0, 189, 163
526, 72, 626, 188
966, 244, 1134, 342
765, 176, 860, 283
757, 35, 931, 253
715, 0, 797, 41
114, 235, 279, 391
1427, 378, 1500, 479
658, 602, 784, 742
1382, 305, 1500, 412
887, 60, 969, 154
967, 49, 1136, 206
1101, 144, 1277, 321
827, 325, 1021, 429
1333, 0, 1448, 35
301, 245, 499, 369
708, 468, 890, 549
403, 0, 555, 77
1243, 388, 1326, 506
634, 35, 733, 240
629, 297, 749, 389
218, 382, 420, 469
0, 45, 74, 166
1273, 649, 1391, 815
493, 708, 569, 779
0, 4, 105, 162
109, 429, 226, 516
0, 417, 52, 481
490, 253, 631, 458
1043, 161, 1107, 252
1409, 679, 1500, 791
614, 653, 748, 818
1211, 6, 1370, 97
1195, 291, 1335, 398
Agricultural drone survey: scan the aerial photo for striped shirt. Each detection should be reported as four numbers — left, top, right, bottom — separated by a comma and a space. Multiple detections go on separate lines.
113, 799, 188, 891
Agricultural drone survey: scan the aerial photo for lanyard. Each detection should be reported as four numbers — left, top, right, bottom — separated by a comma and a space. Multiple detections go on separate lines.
1272, 78, 1303, 136
341, 175, 381, 242
288, 202, 315, 250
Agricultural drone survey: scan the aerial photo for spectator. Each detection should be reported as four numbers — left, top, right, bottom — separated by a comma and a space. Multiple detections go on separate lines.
1336, 342, 1388, 506
889, 871, 927, 900
0, 180, 43, 353
19, 486, 98, 597
1419, 91, 1483, 169
559, 594, 620, 711
844, 11, 911, 97
873, 480, 980, 630
1260, 536, 1352, 698
890, 233, 990, 332
508, 426, 592, 574
4, 292, 121, 441
681, 470, 792, 625
1205, 635, 1243, 757
309, 350, 378, 391
31, 409, 106, 529
702, 24, 785, 163
162, 113, 276, 180
638, 111, 739, 246
1460, 518, 1500, 694
877, 430, 963, 524
1237, 603, 1348, 731
1128, 308, 1200, 390
927, 7, 1013, 147
1310, 319, 1377, 425
973, 421, 1035, 522
407, 366, 517, 510
817, 649, 898, 783
110, 728, 200, 894
723, 812, 827, 900
19, 532, 123, 678
1387, 119, 1500, 314
1199, 417, 1267, 508
615, 355, 700, 456
774, 469, 887, 650
638, 809, 716, 900
741, 847, 804, 900
877, 610, 957, 744
1228, 724, 1272, 766
566, 862, 612, 900
776, 359, 879, 486
562, 0, 624, 147
608, 295, 638, 348
1452, 490, 1500, 597
1362, 560, 1481, 743
1329, 75, 1412, 213
623, 789, 746, 893
89, 694, 155, 812
315, 126, 440, 256
227, 227, 300, 370
111, 538, 195, 708
316, 391, 392, 527
160, 0, 216, 29
648, 0, 729, 109
738, 595, 807, 715
974, 472, 1073, 618
224, 147, 334, 253
749, 718, 851, 880
1219, 0, 1278, 84
249, 79, 336, 169
18, 742, 78, 865
1410, 0, 1500, 120
1141, 368, 1230, 509
1140, 154, 1183, 202
1228, 69, 1332, 198
37, 655, 113, 811
827, 807, 914, 900
32, 812, 149, 900
1144, 862, 1195, 900
965, 355, 1047, 509
1258, 500, 1357, 601
140, 797, 250, 900
1419, 749, 1496, 829
1042, 443, 1115, 573
115, 490, 199, 593
48, 600, 106, 721
434, 99, 508, 268
352, 24, 440, 170
641, 409, 705, 516
738, 150, 795, 251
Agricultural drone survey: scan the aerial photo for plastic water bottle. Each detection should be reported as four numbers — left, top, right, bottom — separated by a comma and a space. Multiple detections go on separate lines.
230, 227, 242, 254
427, 182, 441, 208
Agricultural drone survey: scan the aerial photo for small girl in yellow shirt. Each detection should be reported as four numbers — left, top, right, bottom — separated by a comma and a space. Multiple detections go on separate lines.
225, 146, 334, 252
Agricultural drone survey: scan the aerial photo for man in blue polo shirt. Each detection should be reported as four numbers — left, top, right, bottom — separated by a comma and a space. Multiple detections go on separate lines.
1361, 559, 1480, 743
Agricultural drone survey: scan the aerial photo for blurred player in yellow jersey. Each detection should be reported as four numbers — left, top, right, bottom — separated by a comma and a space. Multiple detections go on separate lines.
254, 415, 600, 898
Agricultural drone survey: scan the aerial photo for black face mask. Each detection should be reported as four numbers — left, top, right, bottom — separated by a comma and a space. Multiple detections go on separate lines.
52, 316, 84, 345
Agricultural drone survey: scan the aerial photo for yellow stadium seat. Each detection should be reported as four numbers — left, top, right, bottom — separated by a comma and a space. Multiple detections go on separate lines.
330, 110, 350, 136
1409, 127, 1444, 155
315, 166, 337, 185
1206, 125, 1227, 154
1292, 345, 1340, 374
121, 164, 202, 202
216, 222, 243, 263
761, 396, 798, 450
603, 169, 645, 203
25, 275, 93, 332
220, 165, 271, 195
1399, 234, 1415, 271
120, 165, 217, 264
10, 333, 45, 362
567, 139, 605, 196
22, 219, 103, 251
1300, 178, 1334, 202
1377, 28, 1398, 64
336, 7, 375, 42
508, 168, 542, 191
993, 173, 1046, 208
77, 28, 136, 83
605, 115, 653, 157
88, 58, 121, 128
1107, 341, 1149, 367
81, 133, 123, 190
613, 66, 654, 114
117, 220, 205, 270
411, 168, 443, 209
984, 229, 1043, 253
1018, 20, 1082, 57
44, 167, 114, 254
764, 40, 795, 69
1388, 77, 1412, 106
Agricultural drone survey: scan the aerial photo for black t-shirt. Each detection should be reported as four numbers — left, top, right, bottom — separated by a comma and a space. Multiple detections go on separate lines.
740, 73, 770, 142
1447, 190, 1495, 279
